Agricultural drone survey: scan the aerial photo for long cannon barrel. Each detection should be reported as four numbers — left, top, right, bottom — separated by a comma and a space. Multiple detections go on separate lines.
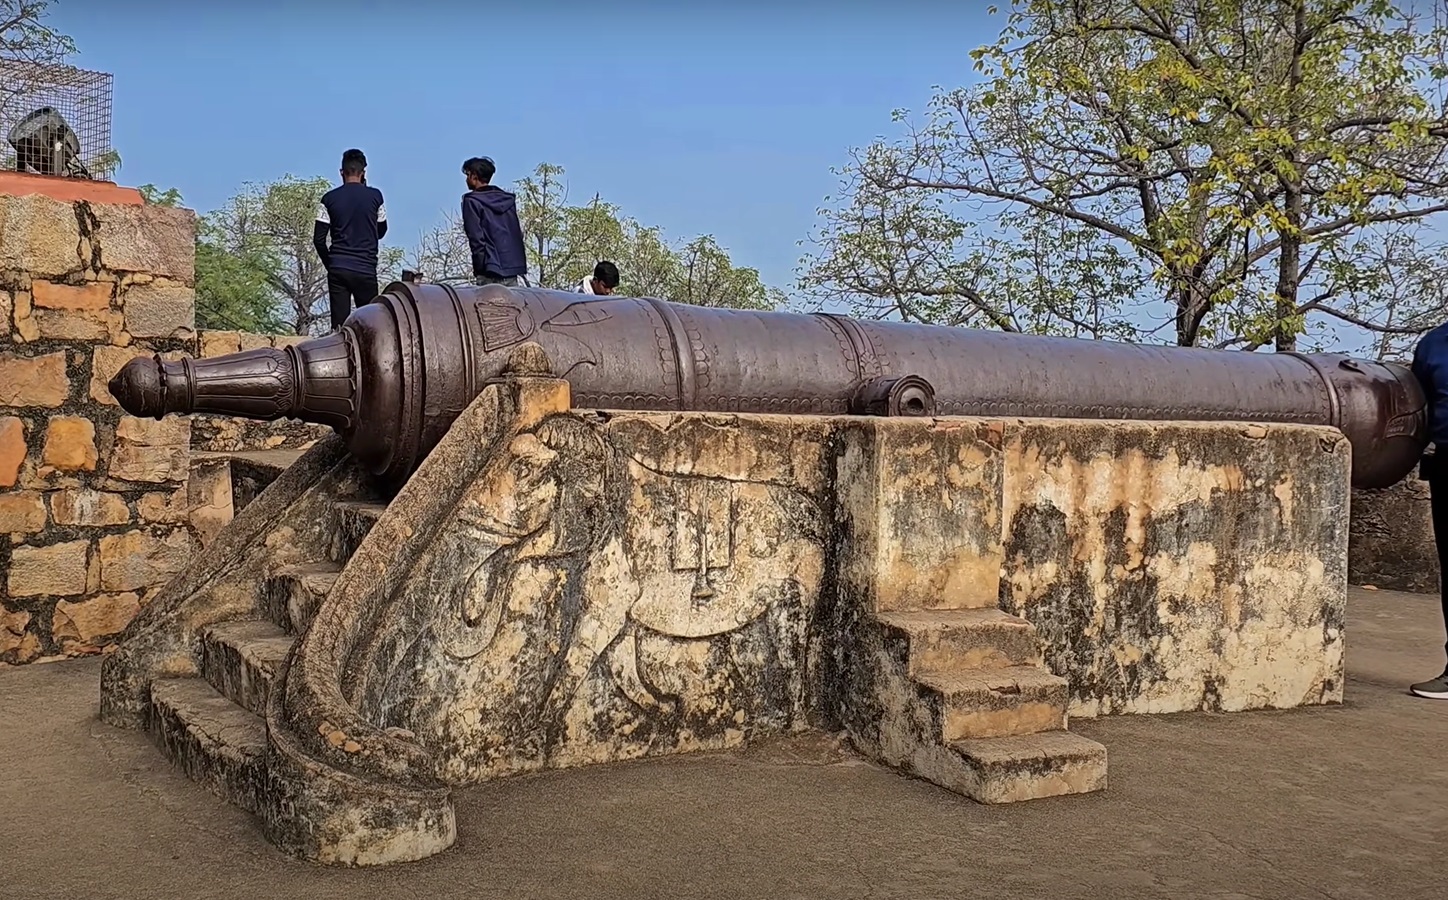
108, 282, 1427, 489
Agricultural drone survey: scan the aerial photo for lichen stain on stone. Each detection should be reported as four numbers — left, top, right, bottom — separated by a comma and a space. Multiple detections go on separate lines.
998, 420, 1346, 718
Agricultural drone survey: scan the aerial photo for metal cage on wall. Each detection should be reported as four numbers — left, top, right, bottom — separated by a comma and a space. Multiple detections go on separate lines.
0, 61, 115, 182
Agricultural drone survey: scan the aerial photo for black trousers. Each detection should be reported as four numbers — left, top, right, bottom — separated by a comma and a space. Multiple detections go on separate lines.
1429, 458, 1448, 661
328, 269, 379, 330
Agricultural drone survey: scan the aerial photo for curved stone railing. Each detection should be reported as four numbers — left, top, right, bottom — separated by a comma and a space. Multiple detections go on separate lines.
264, 353, 569, 861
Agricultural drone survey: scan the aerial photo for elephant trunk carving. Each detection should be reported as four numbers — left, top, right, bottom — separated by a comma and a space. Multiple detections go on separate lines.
109, 282, 1428, 490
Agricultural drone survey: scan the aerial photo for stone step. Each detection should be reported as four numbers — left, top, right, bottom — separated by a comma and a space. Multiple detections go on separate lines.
263, 560, 341, 634
949, 731, 1108, 803
199, 619, 295, 715
916, 666, 1068, 740
330, 499, 387, 563
148, 678, 268, 815
876, 609, 1042, 675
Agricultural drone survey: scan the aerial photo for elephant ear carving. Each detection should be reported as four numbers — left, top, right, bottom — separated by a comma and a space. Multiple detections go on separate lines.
476, 296, 533, 352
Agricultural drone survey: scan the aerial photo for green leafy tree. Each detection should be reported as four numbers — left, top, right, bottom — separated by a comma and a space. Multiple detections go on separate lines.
0, 1, 75, 124
801, 0, 1448, 350
204, 175, 402, 335
133, 184, 285, 333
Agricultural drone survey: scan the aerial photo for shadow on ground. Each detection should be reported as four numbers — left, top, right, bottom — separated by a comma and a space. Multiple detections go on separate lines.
4, 587, 1447, 900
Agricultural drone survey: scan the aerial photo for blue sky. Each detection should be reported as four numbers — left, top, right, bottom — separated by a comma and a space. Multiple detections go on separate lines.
49, 0, 998, 295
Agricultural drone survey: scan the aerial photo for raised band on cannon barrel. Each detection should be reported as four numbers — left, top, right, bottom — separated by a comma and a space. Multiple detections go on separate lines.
107, 282, 1429, 490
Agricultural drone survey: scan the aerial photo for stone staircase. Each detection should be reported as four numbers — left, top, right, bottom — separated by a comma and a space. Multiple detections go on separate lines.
145, 494, 386, 817
873, 604, 1107, 803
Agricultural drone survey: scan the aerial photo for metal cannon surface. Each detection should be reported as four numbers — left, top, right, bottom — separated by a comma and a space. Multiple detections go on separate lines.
109, 282, 1427, 489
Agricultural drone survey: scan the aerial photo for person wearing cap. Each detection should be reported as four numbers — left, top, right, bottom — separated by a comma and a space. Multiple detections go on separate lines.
460, 156, 527, 287
577, 260, 620, 295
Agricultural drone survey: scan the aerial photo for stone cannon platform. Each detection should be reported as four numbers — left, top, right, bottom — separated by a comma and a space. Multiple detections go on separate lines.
96, 353, 1353, 865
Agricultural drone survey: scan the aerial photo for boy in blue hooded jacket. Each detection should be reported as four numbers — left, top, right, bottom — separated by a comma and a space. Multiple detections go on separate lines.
460, 157, 528, 287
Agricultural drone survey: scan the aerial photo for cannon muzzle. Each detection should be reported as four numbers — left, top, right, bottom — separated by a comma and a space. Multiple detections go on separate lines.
109, 282, 1428, 490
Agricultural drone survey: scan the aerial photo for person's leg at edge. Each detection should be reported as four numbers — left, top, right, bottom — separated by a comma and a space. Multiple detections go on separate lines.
1411, 464, 1448, 698
327, 270, 352, 331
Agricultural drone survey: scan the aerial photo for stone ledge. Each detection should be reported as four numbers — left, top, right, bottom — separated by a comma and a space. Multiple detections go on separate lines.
0, 172, 144, 206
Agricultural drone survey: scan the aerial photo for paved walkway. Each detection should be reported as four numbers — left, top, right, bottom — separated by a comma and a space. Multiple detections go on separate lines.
3, 586, 1447, 900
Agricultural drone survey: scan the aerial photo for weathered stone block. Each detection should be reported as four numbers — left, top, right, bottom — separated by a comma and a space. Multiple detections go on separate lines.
187, 458, 234, 547
11, 290, 37, 342
7, 539, 89, 597
0, 416, 26, 487
238, 333, 273, 352
272, 335, 305, 350
121, 281, 195, 339
837, 418, 1005, 612
0, 194, 82, 278
90, 345, 137, 405
50, 488, 131, 526
53, 592, 142, 654
1, 608, 40, 664
0, 291, 11, 338
32, 280, 112, 310
0, 352, 68, 407
109, 416, 190, 483
997, 419, 1351, 717
137, 488, 188, 524
199, 330, 242, 358
92, 204, 197, 284
98, 529, 191, 592
41, 416, 98, 472
0, 490, 46, 533
1349, 479, 1437, 594
33, 307, 120, 342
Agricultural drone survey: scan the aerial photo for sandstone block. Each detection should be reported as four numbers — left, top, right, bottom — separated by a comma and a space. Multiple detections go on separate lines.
52, 592, 142, 654
90, 345, 139, 405
50, 488, 131, 526
0, 194, 83, 278
33, 307, 120, 342
0, 417, 25, 487
7, 539, 89, 597
0, 352, 68, 407
1, 608, 40, 664
0, 291, 11, 338
11, 290, 37, 342
98, 529, 191, 592
200, 330, 242, 358
238, 332, 273, 352
122, 280, 195, 339
188, 458, 234, 547
272, 335, 305, 350
138, 488, 188, 524
42, 417, 98, 472
93, 203, 196, 283
32, 280, 112, 310
109, 416, 190, 483
0, 491, 46, 533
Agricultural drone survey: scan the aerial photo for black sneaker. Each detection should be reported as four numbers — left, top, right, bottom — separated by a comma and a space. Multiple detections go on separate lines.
1409, 670, 1448, 699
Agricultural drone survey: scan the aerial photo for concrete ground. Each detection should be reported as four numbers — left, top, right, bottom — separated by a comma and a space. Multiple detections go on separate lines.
4, 586, 1448, 900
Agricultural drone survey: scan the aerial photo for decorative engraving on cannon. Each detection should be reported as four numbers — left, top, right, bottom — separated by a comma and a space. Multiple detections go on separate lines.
109, 282, 1429, 490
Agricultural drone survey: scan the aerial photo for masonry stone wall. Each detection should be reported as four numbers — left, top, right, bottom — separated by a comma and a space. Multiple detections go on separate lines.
1349, 480, 1438, 594
0, 185, 326, 665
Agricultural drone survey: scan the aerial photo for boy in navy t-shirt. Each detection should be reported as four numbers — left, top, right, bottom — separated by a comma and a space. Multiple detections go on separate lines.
313, 148, 388, 330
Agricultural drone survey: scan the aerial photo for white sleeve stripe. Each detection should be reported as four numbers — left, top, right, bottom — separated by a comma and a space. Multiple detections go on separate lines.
315, 202, 330, 224
377, 203, 387, 223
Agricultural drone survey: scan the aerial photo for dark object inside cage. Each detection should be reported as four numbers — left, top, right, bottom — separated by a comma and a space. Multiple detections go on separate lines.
0, 62, 115, 181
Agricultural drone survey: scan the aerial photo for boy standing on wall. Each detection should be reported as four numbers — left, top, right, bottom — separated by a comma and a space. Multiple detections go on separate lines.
314, 148, 388, 330
461, 157, 528, 287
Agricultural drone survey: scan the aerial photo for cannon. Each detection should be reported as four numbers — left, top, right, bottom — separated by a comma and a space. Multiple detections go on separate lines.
108, 282, 1428, 490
